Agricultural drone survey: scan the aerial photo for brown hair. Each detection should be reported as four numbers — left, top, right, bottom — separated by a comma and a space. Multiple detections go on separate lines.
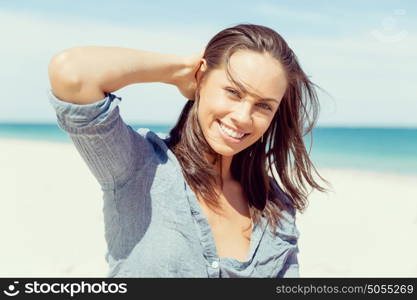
166, 23, 329, 232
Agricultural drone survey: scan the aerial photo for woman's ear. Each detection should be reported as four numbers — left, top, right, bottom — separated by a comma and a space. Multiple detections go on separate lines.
195, 58, 207, 83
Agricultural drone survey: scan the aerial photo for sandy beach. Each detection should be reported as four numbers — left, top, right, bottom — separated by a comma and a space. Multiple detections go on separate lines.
1, 138, 416, 277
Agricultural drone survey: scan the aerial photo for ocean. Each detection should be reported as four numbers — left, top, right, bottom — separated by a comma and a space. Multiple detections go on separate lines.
1, 123, 416, 175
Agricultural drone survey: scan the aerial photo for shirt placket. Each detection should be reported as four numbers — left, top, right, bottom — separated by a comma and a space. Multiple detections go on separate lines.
186, 183, 221, 278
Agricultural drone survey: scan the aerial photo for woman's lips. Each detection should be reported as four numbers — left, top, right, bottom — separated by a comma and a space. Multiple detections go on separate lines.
217, 120, 249, 144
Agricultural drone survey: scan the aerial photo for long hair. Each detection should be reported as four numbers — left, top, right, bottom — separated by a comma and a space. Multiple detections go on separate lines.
166, 23, 329, 232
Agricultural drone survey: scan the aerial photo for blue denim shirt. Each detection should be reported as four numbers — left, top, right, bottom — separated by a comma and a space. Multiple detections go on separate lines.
48, 89, 300, 278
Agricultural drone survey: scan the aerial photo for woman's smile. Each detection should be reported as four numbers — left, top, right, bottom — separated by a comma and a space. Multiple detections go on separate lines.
216, 119, 250, 144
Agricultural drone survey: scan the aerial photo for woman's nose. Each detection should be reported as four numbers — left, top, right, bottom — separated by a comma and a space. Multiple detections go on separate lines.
231, 102, 252, 128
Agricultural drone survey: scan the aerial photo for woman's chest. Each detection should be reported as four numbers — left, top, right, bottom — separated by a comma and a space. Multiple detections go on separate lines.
197, 186, 253, 262
206, 212, 253, 261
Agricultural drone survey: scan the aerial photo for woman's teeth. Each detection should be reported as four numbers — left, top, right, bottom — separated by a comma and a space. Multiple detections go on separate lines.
219, 122, 245, 139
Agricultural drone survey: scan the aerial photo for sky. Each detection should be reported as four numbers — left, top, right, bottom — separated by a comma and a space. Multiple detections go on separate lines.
0, 0, 416, 127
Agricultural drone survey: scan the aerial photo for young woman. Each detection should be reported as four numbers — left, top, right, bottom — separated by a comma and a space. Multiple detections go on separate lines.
48, 24, 327, 278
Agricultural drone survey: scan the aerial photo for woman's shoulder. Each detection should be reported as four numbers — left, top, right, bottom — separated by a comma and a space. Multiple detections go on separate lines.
135, 128, 171, 160
136, 128, 169, 140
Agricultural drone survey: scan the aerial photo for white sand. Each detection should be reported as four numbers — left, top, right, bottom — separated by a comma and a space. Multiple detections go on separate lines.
1, 138, 416, 277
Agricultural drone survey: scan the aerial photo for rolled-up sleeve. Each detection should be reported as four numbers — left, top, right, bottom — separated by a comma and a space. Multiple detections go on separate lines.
48, 89, 152, 189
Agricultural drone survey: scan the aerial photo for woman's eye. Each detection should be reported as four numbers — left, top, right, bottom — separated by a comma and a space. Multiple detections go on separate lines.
257, 103, 272, 111
225, 88, 272, 111
225, 88, 240, 97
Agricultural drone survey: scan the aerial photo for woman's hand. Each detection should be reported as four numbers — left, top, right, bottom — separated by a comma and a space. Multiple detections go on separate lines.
173, 49, 205, 100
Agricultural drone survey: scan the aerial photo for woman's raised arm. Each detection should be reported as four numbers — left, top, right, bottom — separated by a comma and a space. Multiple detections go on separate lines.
47, 46, 203, 189
48, 46, 188, 104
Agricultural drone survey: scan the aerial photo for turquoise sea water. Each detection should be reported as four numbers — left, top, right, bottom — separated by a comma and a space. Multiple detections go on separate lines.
1, 123, 416, 175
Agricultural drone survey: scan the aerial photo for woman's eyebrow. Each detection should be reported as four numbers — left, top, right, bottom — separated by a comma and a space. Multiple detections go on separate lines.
227, 82, 279, 103
259, 97, 279, 103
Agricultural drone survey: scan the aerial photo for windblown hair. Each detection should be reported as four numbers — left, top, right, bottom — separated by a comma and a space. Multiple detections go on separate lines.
166, 23, 329, 232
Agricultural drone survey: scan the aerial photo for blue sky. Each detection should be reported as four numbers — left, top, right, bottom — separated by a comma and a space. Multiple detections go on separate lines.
0, 0, 416, 126
2, 0, 415, 38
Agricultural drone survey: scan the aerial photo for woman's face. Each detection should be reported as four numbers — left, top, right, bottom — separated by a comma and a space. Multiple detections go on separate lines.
196, 50, 288, 158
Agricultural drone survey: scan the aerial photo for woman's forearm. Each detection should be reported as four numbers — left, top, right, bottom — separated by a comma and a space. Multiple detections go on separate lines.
48, 46, 186, 104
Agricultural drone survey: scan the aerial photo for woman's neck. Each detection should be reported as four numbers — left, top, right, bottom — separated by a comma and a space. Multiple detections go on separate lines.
205, 152, 234, 183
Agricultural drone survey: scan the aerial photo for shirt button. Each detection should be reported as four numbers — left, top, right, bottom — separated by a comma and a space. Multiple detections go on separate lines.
211, 261, 219, 268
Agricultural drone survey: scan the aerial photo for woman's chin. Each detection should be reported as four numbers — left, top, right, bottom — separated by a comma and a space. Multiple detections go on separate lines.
210, 144, 239, 157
